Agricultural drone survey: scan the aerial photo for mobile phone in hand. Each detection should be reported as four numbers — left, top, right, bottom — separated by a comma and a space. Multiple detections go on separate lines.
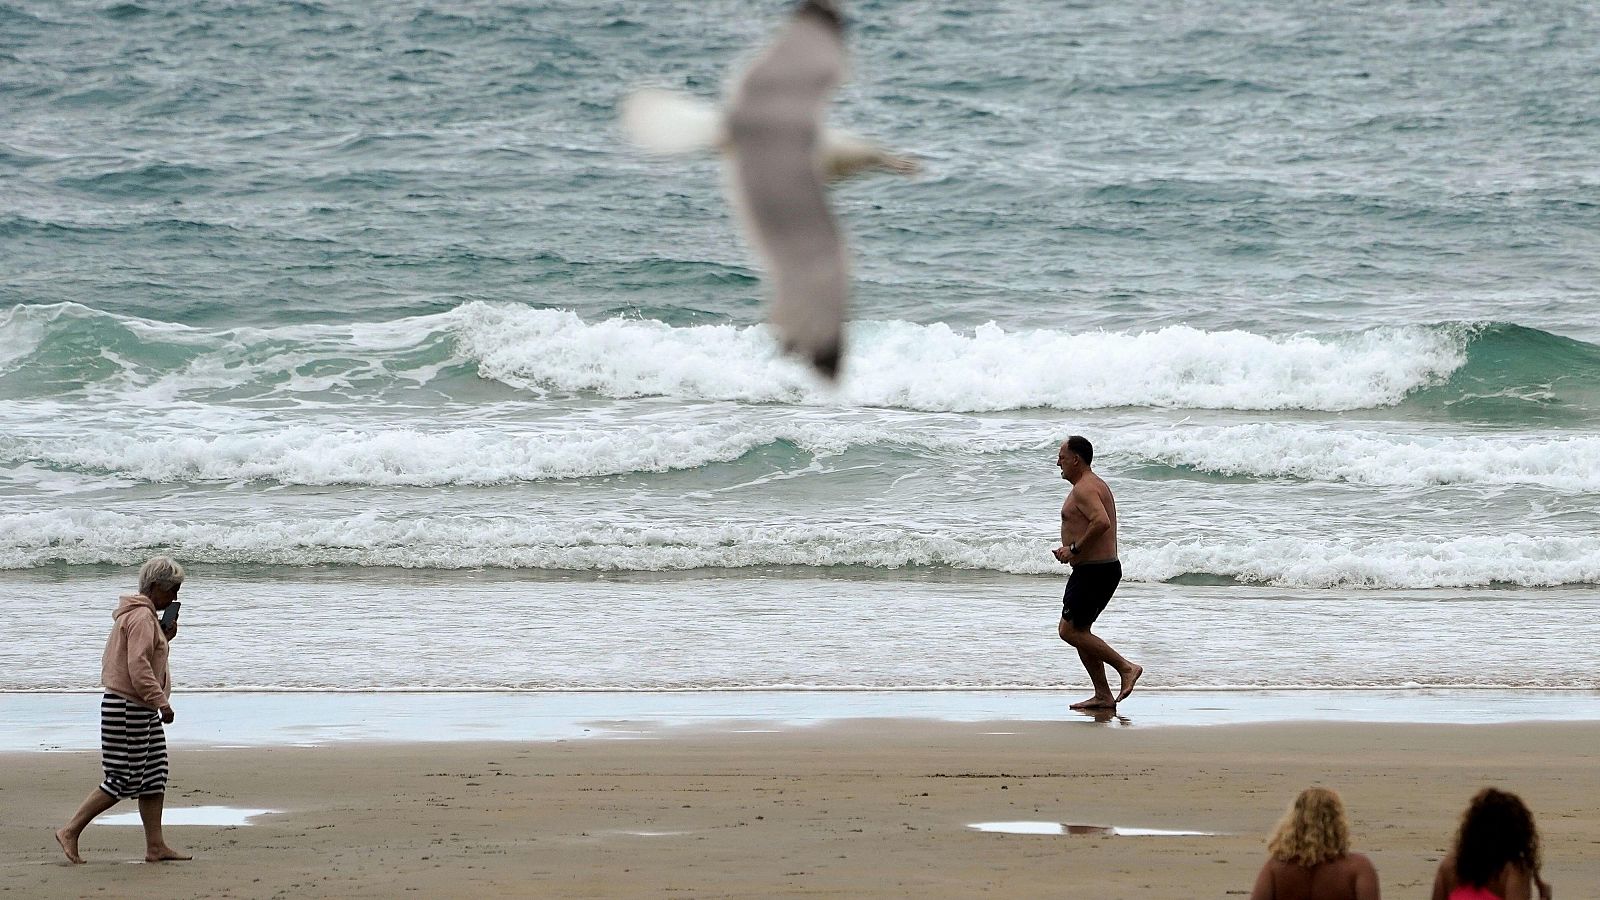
160, 601, 181, 631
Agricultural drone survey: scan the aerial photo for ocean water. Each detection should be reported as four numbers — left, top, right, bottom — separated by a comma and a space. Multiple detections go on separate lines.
3, 1, 1598, 693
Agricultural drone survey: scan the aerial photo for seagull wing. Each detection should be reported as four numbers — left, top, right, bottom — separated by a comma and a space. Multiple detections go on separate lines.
619, 88, 725, 156
820, 129, 920, 179
724, 1, 849, 379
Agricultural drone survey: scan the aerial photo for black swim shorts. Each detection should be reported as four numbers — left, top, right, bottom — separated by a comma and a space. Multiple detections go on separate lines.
1061, 559, 1122, 629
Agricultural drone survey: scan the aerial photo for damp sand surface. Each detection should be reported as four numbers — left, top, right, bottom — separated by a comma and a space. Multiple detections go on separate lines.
7, 688, 1600, 752
5, 719, 1598, 898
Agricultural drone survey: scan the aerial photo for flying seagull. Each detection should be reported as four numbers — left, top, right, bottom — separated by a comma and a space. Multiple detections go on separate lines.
620, 0, 917, 379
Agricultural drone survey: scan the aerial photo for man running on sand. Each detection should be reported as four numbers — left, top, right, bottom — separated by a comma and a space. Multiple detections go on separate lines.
1053, 436, 1141, 709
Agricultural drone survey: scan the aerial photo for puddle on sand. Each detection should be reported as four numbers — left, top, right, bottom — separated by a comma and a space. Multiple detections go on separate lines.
101, 806, 281, 827
969, 821, 1215, 836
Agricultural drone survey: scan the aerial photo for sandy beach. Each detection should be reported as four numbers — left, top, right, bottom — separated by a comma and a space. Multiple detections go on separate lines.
4, 717, 1597, 898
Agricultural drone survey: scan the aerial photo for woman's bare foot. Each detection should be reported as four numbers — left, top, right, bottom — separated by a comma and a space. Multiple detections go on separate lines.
55, 828, 84, 864
1116, 664, 1143, 703
146, 845, 192, 862
1070, 695, 1116, 710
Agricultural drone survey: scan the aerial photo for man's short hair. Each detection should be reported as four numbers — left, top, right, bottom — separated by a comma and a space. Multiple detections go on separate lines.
1065, 435, 1093, 466
138, 556, 185, 597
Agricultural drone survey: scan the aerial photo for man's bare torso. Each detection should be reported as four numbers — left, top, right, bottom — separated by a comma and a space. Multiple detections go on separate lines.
1062, 472, 1118, 562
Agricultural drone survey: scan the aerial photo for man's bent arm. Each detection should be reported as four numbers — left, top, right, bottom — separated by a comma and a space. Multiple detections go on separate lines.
1067, 485, 1111, 549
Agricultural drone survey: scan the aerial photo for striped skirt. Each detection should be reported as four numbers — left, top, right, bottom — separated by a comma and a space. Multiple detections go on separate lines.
98, 692, 168, 800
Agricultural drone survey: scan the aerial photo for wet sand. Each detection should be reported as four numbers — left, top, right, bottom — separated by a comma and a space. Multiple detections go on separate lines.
4, 719, 1597, 898
9, 688, 1600, 752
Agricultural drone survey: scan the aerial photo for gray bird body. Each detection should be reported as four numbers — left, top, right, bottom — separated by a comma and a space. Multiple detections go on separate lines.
724, 2, 849, 377
619, 1, 917, 380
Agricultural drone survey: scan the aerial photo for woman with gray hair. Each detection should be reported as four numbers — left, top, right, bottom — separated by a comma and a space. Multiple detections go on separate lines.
55, 556, 191, 864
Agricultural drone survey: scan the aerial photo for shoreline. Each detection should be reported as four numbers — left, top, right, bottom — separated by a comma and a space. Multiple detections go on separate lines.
5, 719, 1596, 898
12, 571, 1599, 695
5, 688, 1600, 752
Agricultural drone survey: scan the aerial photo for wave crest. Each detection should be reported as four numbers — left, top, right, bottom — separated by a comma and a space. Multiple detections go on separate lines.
4, 511, 1595, 588
458, 303, 1467, 412
1123, 424, 1600, 490
7, 302, 1596, 418
2, 419, 959, 486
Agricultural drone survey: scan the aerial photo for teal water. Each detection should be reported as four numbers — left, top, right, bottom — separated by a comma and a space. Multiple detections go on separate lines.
3, 1, 1597, 690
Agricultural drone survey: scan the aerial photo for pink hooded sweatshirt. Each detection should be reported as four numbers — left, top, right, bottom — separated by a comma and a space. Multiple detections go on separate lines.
101, 594, 170, 710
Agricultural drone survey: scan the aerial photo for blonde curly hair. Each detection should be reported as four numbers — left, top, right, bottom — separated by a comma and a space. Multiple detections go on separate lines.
1267, 787, 1351, 867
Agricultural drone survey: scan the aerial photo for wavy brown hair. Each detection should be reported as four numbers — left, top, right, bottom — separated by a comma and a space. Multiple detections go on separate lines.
1267, 787, 1350, 867
1452, 788, 1541, 886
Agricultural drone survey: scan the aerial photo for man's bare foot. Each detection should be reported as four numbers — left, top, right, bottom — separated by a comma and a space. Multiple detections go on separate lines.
146, 846, 192, 862
1116, 664, 1143, 703
55, 828, 84, 864
1070, 696, 1116, 710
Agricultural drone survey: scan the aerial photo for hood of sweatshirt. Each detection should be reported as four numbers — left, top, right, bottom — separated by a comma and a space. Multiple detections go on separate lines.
114, 594, 157, 621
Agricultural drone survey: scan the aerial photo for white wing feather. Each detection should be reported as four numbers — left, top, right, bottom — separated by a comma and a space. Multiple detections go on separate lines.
820, 128, 920, 179
619, 88, 725, 155
616, 2, 916, 379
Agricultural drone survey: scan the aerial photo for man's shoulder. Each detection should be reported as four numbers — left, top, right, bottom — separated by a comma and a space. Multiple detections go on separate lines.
1075, 473, 1111, 496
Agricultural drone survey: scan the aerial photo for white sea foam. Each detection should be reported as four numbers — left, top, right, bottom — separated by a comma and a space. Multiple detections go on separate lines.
6, 301, 1472, 412
1120, 424, 1600, 491
0, 417, 1028, 486
1, 301, 464, 403
13, 415, 1595, 491
1136, 534, 1600, 589
4, 511, 1595, 588
0, 510, 1034, 572
100, 312, 464, 404
5, 424, 814, 486
454, 304, 1467, 411
0, 303, 52, 372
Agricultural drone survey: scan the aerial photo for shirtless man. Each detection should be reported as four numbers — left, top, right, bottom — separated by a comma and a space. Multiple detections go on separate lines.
1053, 436, 1141, 709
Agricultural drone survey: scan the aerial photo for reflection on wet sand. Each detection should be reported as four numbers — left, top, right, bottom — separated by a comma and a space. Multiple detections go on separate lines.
100, 806, 281, 827
969, 821, 1216, 836
1073, 706, 1132, 726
